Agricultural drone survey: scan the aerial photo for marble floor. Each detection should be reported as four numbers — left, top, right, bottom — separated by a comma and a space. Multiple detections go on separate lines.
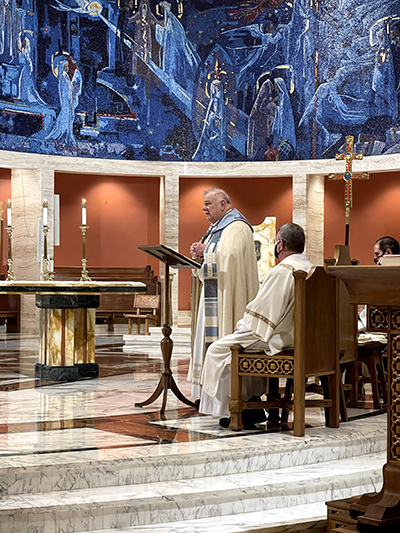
0, 324, 387, 533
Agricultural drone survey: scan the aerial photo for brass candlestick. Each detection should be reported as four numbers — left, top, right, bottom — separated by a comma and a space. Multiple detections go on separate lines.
42, 225, 54, 281
80, 225, 91, 281
6, 225, 16, 281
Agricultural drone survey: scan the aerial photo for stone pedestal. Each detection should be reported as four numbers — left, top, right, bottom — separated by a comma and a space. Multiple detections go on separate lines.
35, 294, 99, 381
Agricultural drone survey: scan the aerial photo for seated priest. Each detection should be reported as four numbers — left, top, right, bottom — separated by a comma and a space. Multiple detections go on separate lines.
199, 222, 313, 428
373, 235, 400, 265
359, 235, 400, 331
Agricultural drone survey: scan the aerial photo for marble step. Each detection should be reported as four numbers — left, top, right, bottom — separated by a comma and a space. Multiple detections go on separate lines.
123, 326, 191, 353
0, 416, 386, 496
126, 326, 191, 341
91, 501, 329, 532
0, 452, 385, 533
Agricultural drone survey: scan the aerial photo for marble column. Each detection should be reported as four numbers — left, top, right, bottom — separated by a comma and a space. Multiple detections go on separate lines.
306, 174, 325, 266
292, 173, 324, 266
159, 170, 179, 325
11, 168, 54, 333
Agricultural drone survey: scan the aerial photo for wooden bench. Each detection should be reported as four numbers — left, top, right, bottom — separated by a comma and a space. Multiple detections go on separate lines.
0, 275, 20, 333
0, 294, 20, 332
54, 266, 161, 331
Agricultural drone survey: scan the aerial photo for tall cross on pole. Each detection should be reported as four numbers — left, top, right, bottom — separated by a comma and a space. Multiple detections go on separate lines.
328, 136, 369, 246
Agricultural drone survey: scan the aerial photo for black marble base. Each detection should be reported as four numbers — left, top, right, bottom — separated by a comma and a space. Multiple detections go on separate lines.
35, 364, 79, 382
75, 363, 99, 379
35, 294, 100, 309
35, 363, 99, 381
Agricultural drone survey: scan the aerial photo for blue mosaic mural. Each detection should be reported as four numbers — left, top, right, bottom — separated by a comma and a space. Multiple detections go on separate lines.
1, 0, 400, 161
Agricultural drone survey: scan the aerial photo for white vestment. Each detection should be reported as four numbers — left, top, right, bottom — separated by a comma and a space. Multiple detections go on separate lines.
189, 215, 259, 397
200, 253, 313, 417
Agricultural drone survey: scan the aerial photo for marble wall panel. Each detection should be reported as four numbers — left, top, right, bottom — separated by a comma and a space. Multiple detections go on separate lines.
306, 175, 325, 266
11, 169, 42, 333
160, 171, 179, 325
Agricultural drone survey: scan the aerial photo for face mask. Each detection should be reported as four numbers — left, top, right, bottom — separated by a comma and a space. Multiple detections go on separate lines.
274, 244, 280, 259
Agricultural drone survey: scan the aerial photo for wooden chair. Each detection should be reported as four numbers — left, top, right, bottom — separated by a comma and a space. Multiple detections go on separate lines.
229, 266, 340, 437
357, 340, 387, 409
124, 294, 160, 335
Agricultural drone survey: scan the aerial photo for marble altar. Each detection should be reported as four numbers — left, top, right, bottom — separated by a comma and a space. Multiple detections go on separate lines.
0, 281, 146, 381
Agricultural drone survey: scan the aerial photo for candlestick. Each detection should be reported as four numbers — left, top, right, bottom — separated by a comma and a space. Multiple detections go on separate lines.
42, 225, 54, 281
80, 224, 91, 281
7, 199, 11, 227
6, 225, 16, 281
43, 199, 48, 227
81, 199, 87, 226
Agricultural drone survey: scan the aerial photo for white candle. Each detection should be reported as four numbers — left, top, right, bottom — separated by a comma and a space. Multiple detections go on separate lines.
43, 199, 48, 226
81, 198, 87, 225
6, 199, 11, 227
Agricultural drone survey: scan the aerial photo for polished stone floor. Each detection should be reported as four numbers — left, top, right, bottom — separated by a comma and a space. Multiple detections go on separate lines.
0, 323, 385, 450
0, 324, 387, 533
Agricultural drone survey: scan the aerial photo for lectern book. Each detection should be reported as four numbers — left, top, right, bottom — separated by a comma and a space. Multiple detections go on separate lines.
137, 244, 201, 269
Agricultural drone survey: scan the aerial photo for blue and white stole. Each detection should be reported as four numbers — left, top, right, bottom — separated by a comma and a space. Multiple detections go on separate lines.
201, 209, 253, 352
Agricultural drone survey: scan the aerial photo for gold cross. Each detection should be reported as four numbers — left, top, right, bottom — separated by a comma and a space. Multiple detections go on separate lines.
329, 136, 369, 239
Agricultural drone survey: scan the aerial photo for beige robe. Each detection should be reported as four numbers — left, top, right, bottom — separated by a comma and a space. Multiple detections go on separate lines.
189, 219, 259, 397
200, 253, 313, 411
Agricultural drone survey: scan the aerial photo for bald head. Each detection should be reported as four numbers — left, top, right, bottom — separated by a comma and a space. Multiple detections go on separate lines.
202, 189, 231, 224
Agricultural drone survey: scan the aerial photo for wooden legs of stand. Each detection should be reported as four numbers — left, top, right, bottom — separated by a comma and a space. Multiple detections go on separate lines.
135, 324, 197, 414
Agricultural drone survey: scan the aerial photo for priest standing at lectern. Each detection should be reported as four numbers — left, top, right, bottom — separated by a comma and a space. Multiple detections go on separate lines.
188, 188, 259, 399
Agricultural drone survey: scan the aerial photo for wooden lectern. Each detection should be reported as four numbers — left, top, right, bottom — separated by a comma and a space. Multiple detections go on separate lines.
136, 245, 200, 413
328, 265, 400, 531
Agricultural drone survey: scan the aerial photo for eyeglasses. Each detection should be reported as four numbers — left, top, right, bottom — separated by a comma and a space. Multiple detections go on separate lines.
273, 238, 285, 245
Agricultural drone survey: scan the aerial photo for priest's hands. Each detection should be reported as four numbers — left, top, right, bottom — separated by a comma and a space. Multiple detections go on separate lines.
190, 241, 205, 260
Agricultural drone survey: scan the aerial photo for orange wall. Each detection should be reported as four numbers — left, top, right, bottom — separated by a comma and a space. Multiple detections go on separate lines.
178, 177, 293, 310
54, 174, 160, 275
325, 171, 400, 265
0, 169, 11, 274
6, 169, 398, 304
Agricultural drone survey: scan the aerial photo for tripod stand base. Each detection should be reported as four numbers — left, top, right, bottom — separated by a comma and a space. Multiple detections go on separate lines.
135, 372, 197, 414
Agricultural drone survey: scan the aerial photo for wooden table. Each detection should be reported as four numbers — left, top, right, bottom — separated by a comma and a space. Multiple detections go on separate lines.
328, 265, 400, 530
0, 281, 146, 382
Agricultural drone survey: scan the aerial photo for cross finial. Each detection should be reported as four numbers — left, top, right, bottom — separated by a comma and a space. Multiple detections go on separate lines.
328, 136, 369, 245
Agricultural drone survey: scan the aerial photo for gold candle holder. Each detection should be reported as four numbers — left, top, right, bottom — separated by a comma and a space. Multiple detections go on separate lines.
6, 225, 16, 281
42, 224, 54, 281
80, 225, 91, 281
